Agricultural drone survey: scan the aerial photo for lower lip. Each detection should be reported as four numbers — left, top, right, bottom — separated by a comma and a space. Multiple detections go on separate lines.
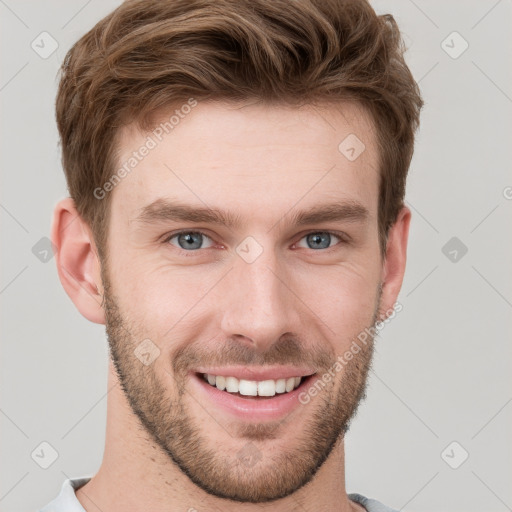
189, 372, 315, 422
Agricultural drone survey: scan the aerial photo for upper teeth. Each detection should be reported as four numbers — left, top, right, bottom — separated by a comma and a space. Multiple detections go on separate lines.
203, 374, 302, 396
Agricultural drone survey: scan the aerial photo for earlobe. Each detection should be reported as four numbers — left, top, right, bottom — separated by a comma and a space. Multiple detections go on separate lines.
51, 198, 106, 325
379, 206, 411, 319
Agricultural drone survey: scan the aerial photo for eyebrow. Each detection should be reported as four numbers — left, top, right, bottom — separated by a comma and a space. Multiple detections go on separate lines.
135, 198, 369, 229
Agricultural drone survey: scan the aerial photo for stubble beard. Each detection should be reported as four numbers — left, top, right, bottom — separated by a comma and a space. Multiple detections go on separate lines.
101, 267, 379, 503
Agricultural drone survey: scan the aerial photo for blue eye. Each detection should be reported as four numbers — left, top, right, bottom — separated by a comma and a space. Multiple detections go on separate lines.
296, 232, 343, 250
166, 231, 214, 251
164, 230, 346, 255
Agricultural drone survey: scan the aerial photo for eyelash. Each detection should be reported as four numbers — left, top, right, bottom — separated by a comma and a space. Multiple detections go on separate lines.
162, 230, 349, 256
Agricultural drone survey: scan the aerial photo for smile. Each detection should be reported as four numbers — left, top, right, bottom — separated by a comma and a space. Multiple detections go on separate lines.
189, 368, 317, 421
201, 373, 303, 397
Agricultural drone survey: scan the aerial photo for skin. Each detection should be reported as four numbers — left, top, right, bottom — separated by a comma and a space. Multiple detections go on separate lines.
52, 100, 410, 512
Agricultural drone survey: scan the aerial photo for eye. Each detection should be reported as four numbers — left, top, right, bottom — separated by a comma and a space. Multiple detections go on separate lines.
163, 230, 347, 254
165, 231, 215, 251
295, 231, 345, 250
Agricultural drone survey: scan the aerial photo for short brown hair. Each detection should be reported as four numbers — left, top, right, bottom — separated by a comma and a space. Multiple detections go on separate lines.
56, 0, 423, 259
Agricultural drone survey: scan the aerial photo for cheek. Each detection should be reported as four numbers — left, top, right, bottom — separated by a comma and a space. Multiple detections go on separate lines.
119, 270, 198, 320
293, 263, 380, 343
110, 238, 381, 348
112, 258, 220, 345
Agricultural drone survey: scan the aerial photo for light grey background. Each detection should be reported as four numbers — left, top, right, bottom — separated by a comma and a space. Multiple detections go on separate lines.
1, 1, 511, 511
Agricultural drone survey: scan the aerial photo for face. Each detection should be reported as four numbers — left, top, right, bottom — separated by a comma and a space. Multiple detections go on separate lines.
102, 100, 386, 503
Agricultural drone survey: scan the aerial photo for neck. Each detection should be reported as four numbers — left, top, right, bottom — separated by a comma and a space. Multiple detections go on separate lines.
76, 361, 362, 512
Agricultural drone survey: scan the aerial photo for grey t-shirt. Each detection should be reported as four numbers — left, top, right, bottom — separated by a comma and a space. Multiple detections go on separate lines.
38, 477, 400, 512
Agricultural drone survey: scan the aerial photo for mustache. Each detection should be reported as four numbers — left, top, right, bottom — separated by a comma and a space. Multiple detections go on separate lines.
172, 335, 335, 377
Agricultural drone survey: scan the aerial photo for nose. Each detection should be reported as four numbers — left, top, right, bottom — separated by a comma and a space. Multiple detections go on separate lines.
218, 245, 300, 353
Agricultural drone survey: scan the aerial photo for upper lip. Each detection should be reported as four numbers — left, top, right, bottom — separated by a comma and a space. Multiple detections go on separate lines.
193, 366, 316, 381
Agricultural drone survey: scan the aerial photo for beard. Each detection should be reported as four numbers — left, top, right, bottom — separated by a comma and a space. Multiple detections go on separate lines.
101, 264, 380, 504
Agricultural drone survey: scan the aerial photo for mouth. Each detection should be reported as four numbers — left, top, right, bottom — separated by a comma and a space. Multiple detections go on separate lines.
197, 372, 312, 399
189, 369, 317, 421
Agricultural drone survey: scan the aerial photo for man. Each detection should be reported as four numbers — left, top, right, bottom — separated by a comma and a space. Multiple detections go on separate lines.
39, 0, 423, 510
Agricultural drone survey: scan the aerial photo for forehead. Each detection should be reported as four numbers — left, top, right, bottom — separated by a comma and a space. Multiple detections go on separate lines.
110, 100, 380, 228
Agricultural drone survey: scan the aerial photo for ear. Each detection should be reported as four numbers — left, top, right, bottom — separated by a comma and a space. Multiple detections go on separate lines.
378, 206, 411, 319
51, 198, 105, 324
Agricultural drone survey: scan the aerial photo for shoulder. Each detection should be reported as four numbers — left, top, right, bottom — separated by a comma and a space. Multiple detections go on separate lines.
349, 492, 401, 512
38, 477, 92, 512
